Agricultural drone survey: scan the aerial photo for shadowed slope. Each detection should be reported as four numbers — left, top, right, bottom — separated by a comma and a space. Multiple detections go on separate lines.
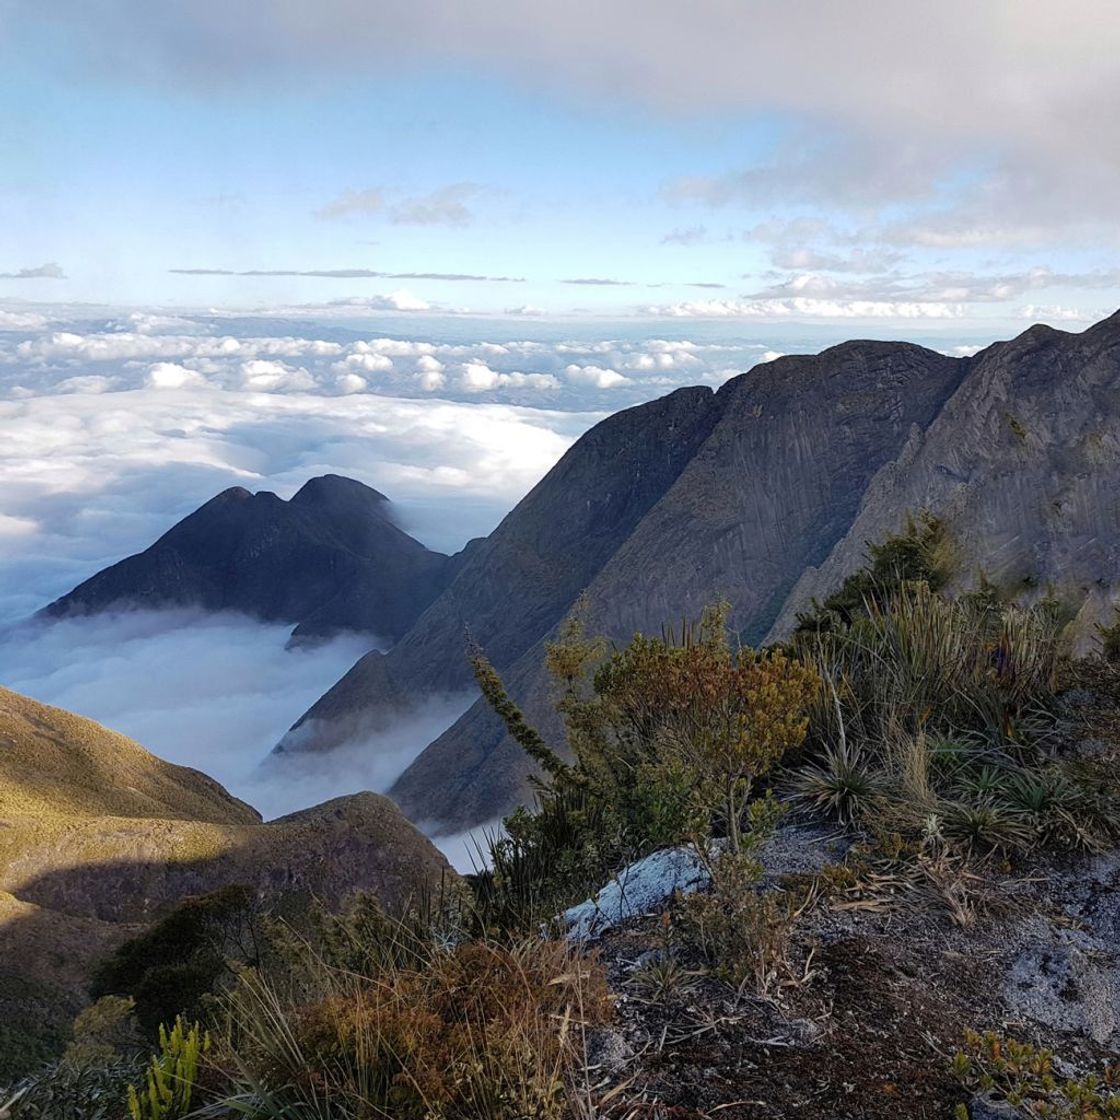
44, 474, 454, 644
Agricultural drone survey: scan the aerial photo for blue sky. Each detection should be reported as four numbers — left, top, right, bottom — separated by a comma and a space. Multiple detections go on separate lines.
2, 1, 1120, 325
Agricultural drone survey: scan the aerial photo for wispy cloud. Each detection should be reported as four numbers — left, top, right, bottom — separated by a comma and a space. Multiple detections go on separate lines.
318, 183, 484, 227
660, 226, 710, 246
171, 267, 525, 282
562, 277, 634, 287
643, 297, 964, 320
0, 262, 66, 280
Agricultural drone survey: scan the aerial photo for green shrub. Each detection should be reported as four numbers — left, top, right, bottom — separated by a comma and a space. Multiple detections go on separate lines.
951, 1029, 1120, 1118
473, 603, 818, 929
0, 1056, 141, 1120
91, 885, 263, 1035
795, 511, 950, 633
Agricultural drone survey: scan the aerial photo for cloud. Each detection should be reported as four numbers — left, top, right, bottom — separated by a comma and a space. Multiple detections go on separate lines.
744, 267, 1120, 307
0, 262, 66, 280
389, 183, 480, 227
29, 1, 1119, 156
645, 297, 964, 320
660, 226, 710, 246
768, 247, 903, 274
171, 267, 525, 282
562, 277, 634, 287
145, 361, 206, 388
563, 364, 630, 389
322, 291, 433, 312
315, 187, 385, 219
318, 183, 483, 227
0, 309, 49, 330
25, 2, 1120, 257
1019, 304, 1097, 322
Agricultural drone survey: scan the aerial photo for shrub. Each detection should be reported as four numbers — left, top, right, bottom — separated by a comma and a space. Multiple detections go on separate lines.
0, 1057, 141, 1120
951, 1029, 1120, 1118
91, 885, 263, 1035
676, 850, 809, 997
212, 934, 612, 1120
62, 995, 139, 1069
473, 604, 818, 929
795, 512, 950, 633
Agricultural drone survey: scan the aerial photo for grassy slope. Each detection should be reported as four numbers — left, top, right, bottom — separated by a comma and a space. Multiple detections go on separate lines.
0, 686, 453, 1079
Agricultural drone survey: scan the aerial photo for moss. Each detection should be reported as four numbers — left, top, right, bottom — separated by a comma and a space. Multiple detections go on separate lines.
1005, 412, 1029, 444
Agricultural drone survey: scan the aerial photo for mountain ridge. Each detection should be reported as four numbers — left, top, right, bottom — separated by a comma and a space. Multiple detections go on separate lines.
279, 314, 1120, 832
44, 473, 455, 644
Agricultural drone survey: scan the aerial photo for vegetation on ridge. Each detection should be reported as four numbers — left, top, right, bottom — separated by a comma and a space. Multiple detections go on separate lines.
5, 515, 1120, 1118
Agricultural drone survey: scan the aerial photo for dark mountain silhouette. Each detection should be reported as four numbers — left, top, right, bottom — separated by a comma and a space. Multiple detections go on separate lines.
275, 313, 1120, 832
43, 474, 455, 644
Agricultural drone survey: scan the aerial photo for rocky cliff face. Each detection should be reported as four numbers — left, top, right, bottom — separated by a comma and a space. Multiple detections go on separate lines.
44, 474, 454, 644
275, 387, 722, 754
766, 316, 1120, 643
281, 314, 1120, 831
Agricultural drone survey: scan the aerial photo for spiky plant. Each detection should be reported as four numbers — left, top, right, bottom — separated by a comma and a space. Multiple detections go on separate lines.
789, 743, 881, 824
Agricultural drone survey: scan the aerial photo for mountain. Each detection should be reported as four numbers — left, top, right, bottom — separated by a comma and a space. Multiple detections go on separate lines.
0, 686, 452, 1073
275, 314, 1120, 831
43, 474, 455, 644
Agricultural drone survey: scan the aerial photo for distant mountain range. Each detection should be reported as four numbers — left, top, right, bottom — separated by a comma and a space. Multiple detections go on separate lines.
44, 473, 460, 644
46, 314, 1120, 832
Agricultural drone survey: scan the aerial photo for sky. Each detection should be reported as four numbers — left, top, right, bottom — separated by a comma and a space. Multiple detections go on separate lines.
2, 1, 1120, 325
2, 2, 1120, 854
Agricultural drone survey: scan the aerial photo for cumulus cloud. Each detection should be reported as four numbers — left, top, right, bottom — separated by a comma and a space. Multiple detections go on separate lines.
0, 262, 66, 280
145, 361, 206, 388
563, 364, 630, 389
0, 308, 49, 330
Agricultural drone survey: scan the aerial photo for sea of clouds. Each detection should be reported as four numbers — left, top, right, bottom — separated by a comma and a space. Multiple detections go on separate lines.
0, 306, 998, 862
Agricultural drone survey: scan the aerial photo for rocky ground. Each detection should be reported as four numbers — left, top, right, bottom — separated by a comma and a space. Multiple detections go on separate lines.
569, 827, 1120, 1120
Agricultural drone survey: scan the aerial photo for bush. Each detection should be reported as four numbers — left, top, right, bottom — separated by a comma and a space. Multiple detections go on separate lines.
212, 933, 612, 1120
91, 885, 263, 1035
473, 603, 818, 929
795, 512, 950, 633
951, 1029, 1120, 1118
676, 828, 810, 998
0, 1056, 141, 1120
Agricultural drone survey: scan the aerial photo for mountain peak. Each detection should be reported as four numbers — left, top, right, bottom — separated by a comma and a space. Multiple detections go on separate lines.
290, 474, 390, 509
43, 473, 455, 643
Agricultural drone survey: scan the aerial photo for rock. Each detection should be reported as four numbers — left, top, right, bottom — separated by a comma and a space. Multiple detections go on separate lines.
562, 845, 711, 941
1004, 926, 1120, 1046
757, 822, 850, 884
583, 1026, 634, 1073
969, 1093, 1028, 1119
279, 314, 1120, 830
